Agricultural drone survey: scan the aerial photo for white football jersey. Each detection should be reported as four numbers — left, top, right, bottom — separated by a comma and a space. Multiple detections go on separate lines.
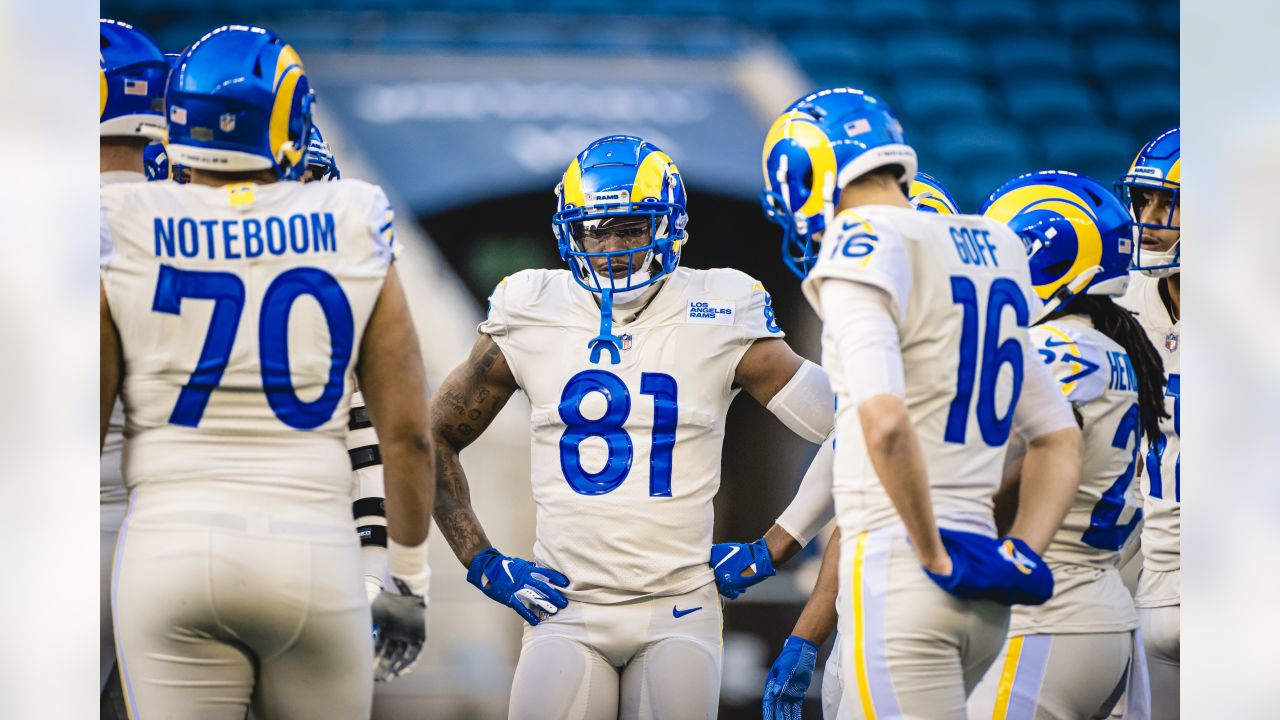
1010, 317, 1142, 635
100, 179, 397, 510
802, 205, 1050, 536
100, 170, 146, 508
1118, 274, 1180, 574
479, 267, 783, 604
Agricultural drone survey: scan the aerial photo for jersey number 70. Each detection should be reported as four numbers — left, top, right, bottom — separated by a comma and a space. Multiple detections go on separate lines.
151, 264, 354, 430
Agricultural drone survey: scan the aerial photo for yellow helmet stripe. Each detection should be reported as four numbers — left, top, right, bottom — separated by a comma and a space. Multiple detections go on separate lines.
984, 185, 1103, 300
1166, 157, 1181, 184
268, 62, 304, 167
633, 150, 676, 202
100, 59, 109, 120
561, 158, 585, 207
762, 112, 835, 218
273, 44, 304, 89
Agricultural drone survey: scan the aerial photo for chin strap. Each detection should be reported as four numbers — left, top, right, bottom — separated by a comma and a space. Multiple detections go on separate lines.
588, 288, 623, 365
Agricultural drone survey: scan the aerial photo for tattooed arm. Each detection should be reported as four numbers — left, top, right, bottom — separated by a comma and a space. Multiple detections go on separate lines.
430, 333, 520, 566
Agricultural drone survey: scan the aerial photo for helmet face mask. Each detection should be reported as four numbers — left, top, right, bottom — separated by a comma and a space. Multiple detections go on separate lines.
305, 123, 341, 182
1117, 127, 1180, 277
983, 170, 1135, 323
760, 87, 917, 279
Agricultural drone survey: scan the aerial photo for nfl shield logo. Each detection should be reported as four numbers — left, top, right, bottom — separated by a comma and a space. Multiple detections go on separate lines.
620, 334, 633, 351
1164, 331, 1178, 352
220, 113, 236, 133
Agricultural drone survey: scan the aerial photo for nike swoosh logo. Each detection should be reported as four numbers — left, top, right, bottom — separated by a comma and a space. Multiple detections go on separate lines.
672, 606, 702, 618
713, 546, 740, 570
502, 559, 515, 583
1042, 338, 1076, 348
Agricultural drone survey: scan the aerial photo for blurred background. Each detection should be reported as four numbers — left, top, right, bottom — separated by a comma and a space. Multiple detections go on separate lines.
99, 1, 1178, 717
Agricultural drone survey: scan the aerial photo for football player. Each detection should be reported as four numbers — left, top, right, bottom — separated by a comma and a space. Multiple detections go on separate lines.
758, 171, 965, 720
967, 170, 1169, 719
100, 26, 432, 717
98, 18, 168, 716
761, 88, 1083, 719
1116, 127, 1182, 720
428, 134, 837, 719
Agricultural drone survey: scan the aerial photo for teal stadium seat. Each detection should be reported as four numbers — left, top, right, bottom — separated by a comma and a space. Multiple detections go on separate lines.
846, 0, 939, 28
1002, 81, 1102, 127
1036, 125, 1135, 180
931, 124, 1030, 169
892, 78, 996, 129
881, 32, 979, 77
1089, 36, 1179, 80
1054, 0, 1143, 35
1108, 83, 1180, 132
952, 0, 1041, 35
985, 37, 1078, 80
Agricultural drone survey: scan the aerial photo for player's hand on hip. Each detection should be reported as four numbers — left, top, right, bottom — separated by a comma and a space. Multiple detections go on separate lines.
922, 529, 1054, 606
710, 538, 776, 599
371, 577, 428, 683
466, 547, 570, 626
762, 635, 818, 720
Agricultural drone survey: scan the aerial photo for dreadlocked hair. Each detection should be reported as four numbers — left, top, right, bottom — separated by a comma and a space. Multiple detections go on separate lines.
1044, 295, 1169, 445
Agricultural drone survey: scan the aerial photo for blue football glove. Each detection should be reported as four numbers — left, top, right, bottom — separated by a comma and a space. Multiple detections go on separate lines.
923, 530, 1054, 606
466, 547, 570, 626
762, 635, 818, 720
710, 538, 776, 599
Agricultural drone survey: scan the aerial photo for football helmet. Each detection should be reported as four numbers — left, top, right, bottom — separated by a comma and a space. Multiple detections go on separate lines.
165, 25, 314, 181
982, 170, 1134, 323
1116, 127, 1179, 277
306, 123, 341, 182
99, 19, 168, 139
553, 135, 688, 364
909, 172, 960, 214
760, 87, 917, 278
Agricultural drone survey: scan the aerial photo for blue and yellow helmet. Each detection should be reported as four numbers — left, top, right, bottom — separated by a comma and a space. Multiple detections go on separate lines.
165, 26, 314, 181
553, 135, 688, 296
909, 172, 960, 214
760, 87, 917, 278
1116, 127, 1180, 276
552, 135, 688, 365
306, 123, 341, 182
983, 170, 1134, 323
100, 19, 168, 139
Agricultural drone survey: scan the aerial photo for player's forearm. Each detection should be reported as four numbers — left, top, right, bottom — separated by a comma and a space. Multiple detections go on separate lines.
791, 528, 841, 645
1007, 426, 1084, 554
381, 433, 435, 547
431, 441, 492, 566
764, 523, 805, 566
859, 396, 948, 572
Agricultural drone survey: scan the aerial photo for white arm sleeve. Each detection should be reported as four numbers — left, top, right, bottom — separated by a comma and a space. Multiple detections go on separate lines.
1014, 339, 1078, 441
775, 439, 836, 546
818, 279, 906, 403
765, 360, 835, 444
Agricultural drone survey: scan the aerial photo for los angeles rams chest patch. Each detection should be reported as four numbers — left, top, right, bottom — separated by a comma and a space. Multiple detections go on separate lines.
687, 299, 735, 325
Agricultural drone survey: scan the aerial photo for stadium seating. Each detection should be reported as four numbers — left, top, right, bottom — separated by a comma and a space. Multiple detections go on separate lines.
952, 0, 1041, 36
105, 0, 1177, 211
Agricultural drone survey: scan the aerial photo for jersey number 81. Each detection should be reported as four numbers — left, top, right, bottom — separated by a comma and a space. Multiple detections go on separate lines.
558, 370, 678, 497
